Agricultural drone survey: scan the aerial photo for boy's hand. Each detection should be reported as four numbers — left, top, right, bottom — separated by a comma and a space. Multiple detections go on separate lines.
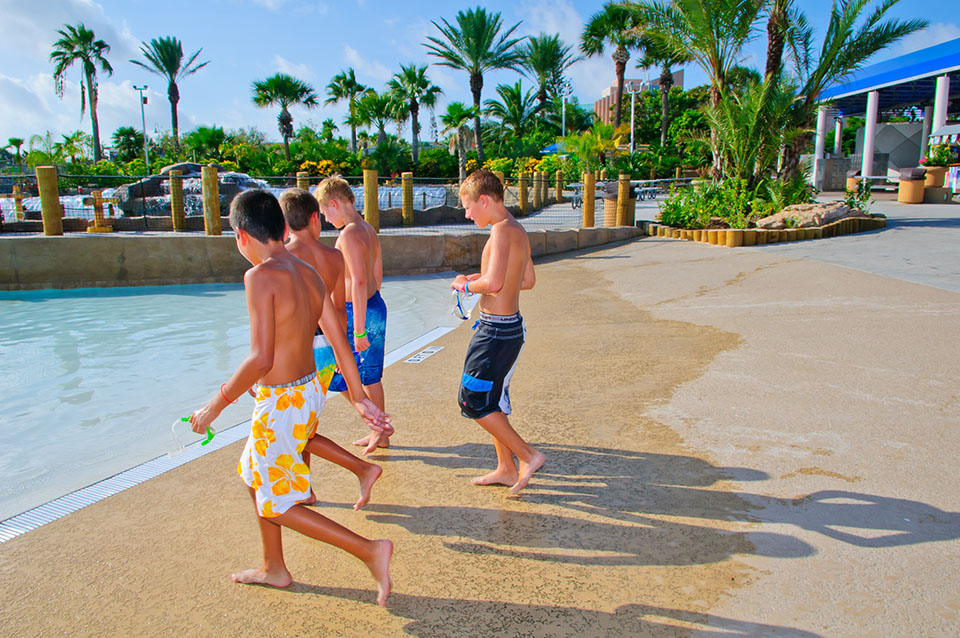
189, 402, 221, 434
451, 274, 468, 292
352, 397, 393, 433
354, 334, 371, 352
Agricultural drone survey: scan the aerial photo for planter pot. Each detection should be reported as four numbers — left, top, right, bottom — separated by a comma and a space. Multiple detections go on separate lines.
707, 229, 719, 245
743, 229, 757, 246
672, 228, 682, 239
898, 178, 924, 204
726, 229, 743, 247
717, 230, 727, 245
846, 176, 860, 191
767, 229, 780, 243
755, 230, 768, 245
647, 223, 658, 236
924, 166, 947, 188
692, 229, 702, 242
784, 228, 799, 242
657, 225, 668, 237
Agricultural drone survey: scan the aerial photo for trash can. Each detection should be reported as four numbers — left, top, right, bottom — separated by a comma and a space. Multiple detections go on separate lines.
601, 182, 637, 227
897, 167, 926, 204
845, 169, 860, 192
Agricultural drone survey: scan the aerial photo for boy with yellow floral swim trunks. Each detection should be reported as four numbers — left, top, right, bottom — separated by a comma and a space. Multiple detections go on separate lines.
189, 190, 393, 606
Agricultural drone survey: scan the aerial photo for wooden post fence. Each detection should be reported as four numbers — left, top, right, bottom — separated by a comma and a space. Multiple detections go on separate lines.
36, 166, 62, 236
169, 169, 186, 232
363, 169, 379, 232
201, 165, 221, 235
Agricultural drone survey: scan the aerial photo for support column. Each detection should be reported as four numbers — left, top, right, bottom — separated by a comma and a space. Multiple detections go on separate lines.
920, 105, 934, 161
861, 91, 879, 179
169, 169, 186, 232
363, 169, 379, 232
401, 171, 413, 227
933, 74, 950, 133
201, 165, 221, 235
37, 166, 62, 236
813, 106, 828, 189
834, 116, 844, 155
582, 171, 595, 228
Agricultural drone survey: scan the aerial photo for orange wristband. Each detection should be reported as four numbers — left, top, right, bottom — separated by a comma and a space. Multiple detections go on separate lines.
220, 383, 237, 404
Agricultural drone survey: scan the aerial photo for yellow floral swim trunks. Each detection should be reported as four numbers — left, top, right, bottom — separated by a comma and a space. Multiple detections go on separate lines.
238, 371, 323, 518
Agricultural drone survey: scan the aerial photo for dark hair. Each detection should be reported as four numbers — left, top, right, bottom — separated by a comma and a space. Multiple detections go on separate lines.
279, 188, 319, 231
229, 190, 285, 242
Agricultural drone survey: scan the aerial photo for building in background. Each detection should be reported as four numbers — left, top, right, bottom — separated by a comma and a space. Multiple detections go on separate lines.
593, 70, 684, 125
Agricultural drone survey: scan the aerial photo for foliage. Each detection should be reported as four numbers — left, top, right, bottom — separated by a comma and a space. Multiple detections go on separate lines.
581, 2, 645, 129
112, 126, 144, 163
326, 68, 367, 153
388, 64, 443, 165
252, 73, 319, 160
416, 145, 459, 178
658, 175, 815, 229
521, 33, 581, 109
843, 178, 873, 213
366, 137, 413, 176
921, 144, 952, 167
482, 157, 513, 174
484, 80, 542, 139
182, 126, 226, 161
121, 158, 148, 176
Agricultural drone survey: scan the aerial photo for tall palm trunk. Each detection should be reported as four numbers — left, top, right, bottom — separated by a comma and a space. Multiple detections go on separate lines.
457, 126, 469, 182
168, 81, 181, 151
659, 65, 673, 147
764, 1, 789, 82
612, 46, 629, 128
86, 70, 102, 162
410, 99, 420, 167
470, 73, 485, 164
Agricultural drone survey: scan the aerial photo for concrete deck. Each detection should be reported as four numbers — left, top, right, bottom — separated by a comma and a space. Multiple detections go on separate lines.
1, 199, 958, 636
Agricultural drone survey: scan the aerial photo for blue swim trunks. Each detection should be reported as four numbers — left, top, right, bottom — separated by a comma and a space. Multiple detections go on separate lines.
459, 311, 525, 419
329, 290, 387, 391
312, 331, 337, 395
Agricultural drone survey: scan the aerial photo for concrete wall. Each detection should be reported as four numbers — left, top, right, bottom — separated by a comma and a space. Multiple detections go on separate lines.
0, 227, 641, 290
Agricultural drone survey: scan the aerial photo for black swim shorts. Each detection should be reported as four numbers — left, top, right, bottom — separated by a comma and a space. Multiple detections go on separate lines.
458, 312, 525, 419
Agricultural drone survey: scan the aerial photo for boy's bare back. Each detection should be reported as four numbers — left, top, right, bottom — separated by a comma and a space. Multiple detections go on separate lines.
337, 220, 382, 302
478, 215, 534, 316
247, 254, 328, 386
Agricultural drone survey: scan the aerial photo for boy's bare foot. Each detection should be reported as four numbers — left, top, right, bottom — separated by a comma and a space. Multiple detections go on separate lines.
471, 468, 518, 487
510, 450, 545, 494
353, 432, 391, 452
231, 566, 293, 589
355, 463, 382, 511
364, 539, 393, 607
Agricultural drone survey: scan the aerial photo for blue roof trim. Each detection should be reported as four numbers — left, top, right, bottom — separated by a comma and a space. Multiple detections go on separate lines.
820, 37, 960, 101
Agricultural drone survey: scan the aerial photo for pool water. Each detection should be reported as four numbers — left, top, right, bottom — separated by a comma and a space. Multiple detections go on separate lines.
0, 273, 467, 521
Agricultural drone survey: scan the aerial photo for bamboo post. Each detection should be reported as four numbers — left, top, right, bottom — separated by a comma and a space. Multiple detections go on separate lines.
600, 168, 608, 181
542, 171, 549, 203
616, 173, 631, 227
401, 171, 413, 227
201, 165, 221, 235
555, 170, 563, 204
36, 166, 62, 236
363, 169, 379, 232
296, 171, 309, 191
582, 171, 596, 228
532, 171, 542, 210
12, 185, 24, 219
169, 169, 186, 232
519, 172, 529, 216
675, 166, 681, 179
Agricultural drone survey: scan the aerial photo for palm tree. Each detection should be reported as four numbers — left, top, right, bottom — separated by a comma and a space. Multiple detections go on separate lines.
388, 64, 443, 167
581, 3, 645, 129
325, 68, 367, 153
50, 23, 113, 162
521, 33, 581, 113
424, 7, 525, 164
779, 0, 926, 177
355, 90, 400, 147
484, 81, 542, 140
764, 0, 793, 82
112, 126, 144, 163
252, 73, 319, 161
440, 102, 479, 182
52, 131, 91, 164
638, 38, 691, 147
129, 36, 209, 152
5, 138, 24, 170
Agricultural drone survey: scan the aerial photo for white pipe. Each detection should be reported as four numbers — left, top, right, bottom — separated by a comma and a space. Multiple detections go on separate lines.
920, 105, 934, 161
933, 74, 950, 133
862, 91, 879, 178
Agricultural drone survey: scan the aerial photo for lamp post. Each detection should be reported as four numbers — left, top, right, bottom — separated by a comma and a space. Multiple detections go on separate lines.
133, 85, 150, 175
625, 80, 644, 154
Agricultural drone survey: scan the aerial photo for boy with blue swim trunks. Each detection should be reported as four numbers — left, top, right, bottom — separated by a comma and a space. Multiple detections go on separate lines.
316, 176, 391, 456
451, 170, 545, 494
188, 190, 393, 605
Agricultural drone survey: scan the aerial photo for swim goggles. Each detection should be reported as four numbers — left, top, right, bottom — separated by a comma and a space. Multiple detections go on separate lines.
452, 289, 470, 321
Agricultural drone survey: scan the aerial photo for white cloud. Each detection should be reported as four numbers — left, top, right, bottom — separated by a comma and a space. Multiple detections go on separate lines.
249, 0, 328, 14
895, 22, 960, 57
344, 45, 393, 85
273, 54, 316, 82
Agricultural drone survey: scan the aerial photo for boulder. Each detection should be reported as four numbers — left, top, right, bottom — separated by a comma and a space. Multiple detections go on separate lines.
756, 201, 868, 229
159, 162, 206, 176
116, 176, 166, 213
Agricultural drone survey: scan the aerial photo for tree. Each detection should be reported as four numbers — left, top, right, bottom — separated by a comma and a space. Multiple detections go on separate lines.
111, 126, 144, 163
780, 0, 926, 177
424, 6, 525, 164
252, 73, 319, 161
355, 90, 400, 147
581, 3, 644, 129
182, 126, 226, 161
320, 118, 339, 142
440, 102, 479, 182
388, 64, 443, 167
52, 130, 91, 164
325, 68, 367, 153
5, 138, 24, 168
521, 33, 581, 113
484, 80, 542, 140
637, 37, 692, 147
50, 23, 113, 162
764, 0, 793, 82
129, 36, 209, 152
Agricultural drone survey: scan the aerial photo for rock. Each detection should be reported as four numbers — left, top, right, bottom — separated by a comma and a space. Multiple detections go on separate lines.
116, 176, 165, 213
159, 162, 205, 176
756, 201, 868, 229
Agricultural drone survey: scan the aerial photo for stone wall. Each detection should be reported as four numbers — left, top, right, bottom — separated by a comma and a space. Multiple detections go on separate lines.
0, 227, 640, 290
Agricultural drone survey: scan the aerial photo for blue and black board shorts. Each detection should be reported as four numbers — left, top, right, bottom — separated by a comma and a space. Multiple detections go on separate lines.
459, 311, 525, 419
329, 290, 387, 391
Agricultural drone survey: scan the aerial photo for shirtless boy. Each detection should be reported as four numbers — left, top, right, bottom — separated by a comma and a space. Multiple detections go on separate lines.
280, 188, 389, 508
315, 177, 390, 455
189, 190, 392, 605
450, 170, 545, 494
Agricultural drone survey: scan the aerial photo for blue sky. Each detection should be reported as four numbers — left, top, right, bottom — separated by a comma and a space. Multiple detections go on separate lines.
1, 0, 958, 150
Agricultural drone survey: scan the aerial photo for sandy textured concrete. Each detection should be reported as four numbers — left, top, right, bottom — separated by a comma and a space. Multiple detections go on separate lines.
1, 229, 958, 636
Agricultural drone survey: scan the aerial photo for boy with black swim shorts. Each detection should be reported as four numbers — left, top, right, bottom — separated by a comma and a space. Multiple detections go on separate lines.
450, 170, 545, 494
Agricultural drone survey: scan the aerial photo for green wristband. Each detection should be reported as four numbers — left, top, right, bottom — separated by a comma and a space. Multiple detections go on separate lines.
354, 330, 367, 339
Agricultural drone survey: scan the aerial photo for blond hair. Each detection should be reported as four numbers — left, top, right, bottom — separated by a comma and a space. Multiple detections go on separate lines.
314, 176, 355, 207
459, 169, 503, 203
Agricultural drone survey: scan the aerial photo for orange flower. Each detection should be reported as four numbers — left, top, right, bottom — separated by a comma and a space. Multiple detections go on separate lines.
268, 454, 310, 496
256, 386, 272, 401
251, 413, 276, 456
251, 470, 262, 490
275, 388, 305, 411
261, 501, 278, 518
